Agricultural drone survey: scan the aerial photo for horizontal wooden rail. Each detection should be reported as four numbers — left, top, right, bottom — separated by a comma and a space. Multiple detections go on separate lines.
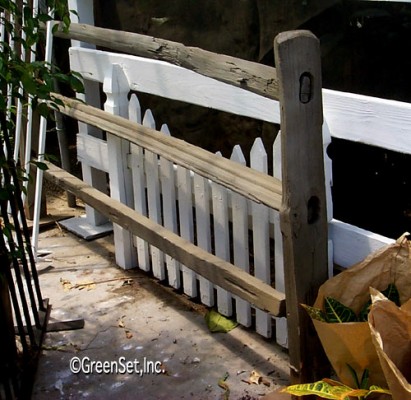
51, 94, 283, 211
44, 162, 286, 317
51, 22, 280, 100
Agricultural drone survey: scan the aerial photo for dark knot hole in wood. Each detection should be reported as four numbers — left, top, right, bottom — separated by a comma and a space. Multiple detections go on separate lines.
299, 72, 312, 104
307, 195, 320, 224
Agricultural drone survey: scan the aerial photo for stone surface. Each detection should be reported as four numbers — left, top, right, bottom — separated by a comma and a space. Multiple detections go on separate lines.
32, 196, 290, 399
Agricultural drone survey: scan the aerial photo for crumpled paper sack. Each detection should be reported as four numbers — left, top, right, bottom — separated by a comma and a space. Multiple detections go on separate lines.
311, 234, 411, 388
369, 288, 411, 400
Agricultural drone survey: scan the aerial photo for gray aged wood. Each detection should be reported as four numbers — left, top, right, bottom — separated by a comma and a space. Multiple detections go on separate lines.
274, 31, 329, 384
50, 93, 283, 211
51, 22, 280, 100
44, 162, 286, 317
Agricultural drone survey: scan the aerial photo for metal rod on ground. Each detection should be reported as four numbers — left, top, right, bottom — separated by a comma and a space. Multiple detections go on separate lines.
0, 215, 29, 354
52, 65, 76, 208
2, 116, 45, 314
22, 0, 39, 204
0, 185, 36, 345
31, 18, 53, 258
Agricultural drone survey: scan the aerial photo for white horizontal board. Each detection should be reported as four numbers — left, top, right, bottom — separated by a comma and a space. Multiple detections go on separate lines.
77, 133, 109, 172
71, 48, 411, 155
69, 47, 281, 124
329, 218, 394, 268
323, 89, 411, 154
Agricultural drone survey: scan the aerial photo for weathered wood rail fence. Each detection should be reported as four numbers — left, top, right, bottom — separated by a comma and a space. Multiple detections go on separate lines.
44, 12, 330, 382
32, 0, 411, 385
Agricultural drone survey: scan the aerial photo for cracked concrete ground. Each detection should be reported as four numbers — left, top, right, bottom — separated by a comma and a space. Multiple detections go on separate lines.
31, 197, 290, 400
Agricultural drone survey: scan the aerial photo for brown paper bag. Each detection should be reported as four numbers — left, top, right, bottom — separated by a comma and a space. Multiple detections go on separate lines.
311, 235, 411, 388
369, 289, 411, 400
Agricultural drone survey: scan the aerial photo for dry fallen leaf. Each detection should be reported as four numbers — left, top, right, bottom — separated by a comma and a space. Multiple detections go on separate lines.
249, 370, 262, 385
125, 330, 133, 339
76, 281, 96, 291
118, 319, 125, 328
243, 370, 271, 387
60, 278, 73, 291
159, 363, 169, 375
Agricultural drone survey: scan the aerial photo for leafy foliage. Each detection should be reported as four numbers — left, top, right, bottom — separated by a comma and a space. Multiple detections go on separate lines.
282, 376, 391, 399
301, 303, 327, 322
1, 0, 83, 263
303, 283, 401, 323
347, 364, 369, 390
325, 297, 357, 323
1, 0, 83, 119
358, 283, 400, 321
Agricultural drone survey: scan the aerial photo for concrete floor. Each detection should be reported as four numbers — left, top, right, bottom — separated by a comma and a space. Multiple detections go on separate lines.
31, 200, 290, 399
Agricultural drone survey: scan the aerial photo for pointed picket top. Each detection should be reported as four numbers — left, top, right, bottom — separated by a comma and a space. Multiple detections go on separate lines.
103, 64, 129, 118
129, 93, 142, 124
215, 151, 222, 157
143, 109, 156, 129
230, 145, 246, 165
273, 131, 282, 180
250, 137, 267, 173
161, 123, 171, 136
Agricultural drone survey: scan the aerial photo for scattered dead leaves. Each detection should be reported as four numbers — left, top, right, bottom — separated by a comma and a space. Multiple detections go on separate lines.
242, 370, 271, 387
118, 316, 133, 339
59, 277, 134, 291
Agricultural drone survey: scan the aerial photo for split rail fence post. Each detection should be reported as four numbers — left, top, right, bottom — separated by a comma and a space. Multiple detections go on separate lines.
274, 30, 329, 384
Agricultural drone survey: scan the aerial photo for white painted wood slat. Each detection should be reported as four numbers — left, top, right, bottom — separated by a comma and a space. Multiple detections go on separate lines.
160, 124, 181, 288
193, 172, 214, 306
103, 64, 136, 269
143, 110, 165, 280
211, 152, 232, 317
250, 138, 271, 337
273, 132, 287, 346
230, 145, 251, 326
177, 165, 197, 297
128, 94, 150, 272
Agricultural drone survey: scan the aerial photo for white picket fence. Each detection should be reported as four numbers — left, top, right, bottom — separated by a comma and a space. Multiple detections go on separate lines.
77, 83, 288, 339
47, 0, 411, 346
66, 42, 411, 346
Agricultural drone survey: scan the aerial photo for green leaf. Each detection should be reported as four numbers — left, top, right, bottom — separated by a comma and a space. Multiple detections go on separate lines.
324, 297, 357, 323
359, 367, 369, 389
366, 385, 392, 397
347, 364, 369, 389
382, 283, 400, 306
282, 380, 352, 399
359, 283, 400, 322
204, 309, 238, 333
36, 102, 50, 118
358, 299, 371, 322
31, 161, 49, 171
0, 188, 9, 201
68, 74, 84, 93
301, 303, 327, 322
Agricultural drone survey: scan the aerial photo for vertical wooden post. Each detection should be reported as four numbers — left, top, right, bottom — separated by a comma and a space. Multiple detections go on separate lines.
274, 31, 329, 384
